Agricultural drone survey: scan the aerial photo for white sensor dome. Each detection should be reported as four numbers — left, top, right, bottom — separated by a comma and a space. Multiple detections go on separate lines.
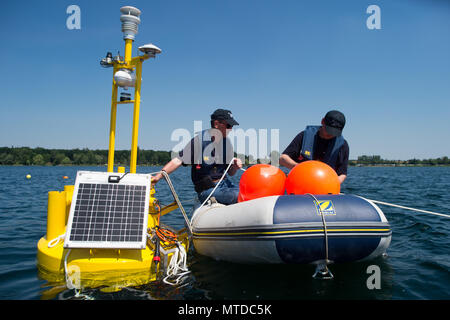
114, 69, 136, 88
138, 43, 162, 55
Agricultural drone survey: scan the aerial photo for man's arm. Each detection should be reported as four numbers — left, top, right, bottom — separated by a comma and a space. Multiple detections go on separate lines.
151, 157, 183, 184
279, 132, 303, 170
279, 153, 298, 170
152, 135, 199, 184
336, 140, 349, 185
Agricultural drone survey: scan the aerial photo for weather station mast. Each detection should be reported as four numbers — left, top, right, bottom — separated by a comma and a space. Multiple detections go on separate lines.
100, 6, 162, 174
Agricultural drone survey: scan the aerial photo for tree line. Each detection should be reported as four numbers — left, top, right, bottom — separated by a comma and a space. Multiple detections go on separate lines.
350, 155, 450, 166
0, 147, 171, 166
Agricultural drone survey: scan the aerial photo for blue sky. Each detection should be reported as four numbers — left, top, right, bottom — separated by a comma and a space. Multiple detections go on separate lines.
0, 0, 449, 160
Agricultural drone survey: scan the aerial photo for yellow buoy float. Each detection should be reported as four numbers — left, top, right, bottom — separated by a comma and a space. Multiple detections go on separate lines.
36, 5, 190, 291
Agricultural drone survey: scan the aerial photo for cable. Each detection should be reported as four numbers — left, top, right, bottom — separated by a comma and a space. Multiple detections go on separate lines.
155, 225, 178, 247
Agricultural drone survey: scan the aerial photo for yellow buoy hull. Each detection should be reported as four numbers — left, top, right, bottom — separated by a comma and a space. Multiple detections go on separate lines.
37, 234, 189, 289
37, 185, 189, 289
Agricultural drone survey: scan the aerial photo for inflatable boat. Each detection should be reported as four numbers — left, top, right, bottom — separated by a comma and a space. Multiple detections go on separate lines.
191, 194, 391, 264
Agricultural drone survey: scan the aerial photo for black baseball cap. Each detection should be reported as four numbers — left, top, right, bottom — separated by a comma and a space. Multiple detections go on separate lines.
324, 110, 346, 136
211, 108, 239, 126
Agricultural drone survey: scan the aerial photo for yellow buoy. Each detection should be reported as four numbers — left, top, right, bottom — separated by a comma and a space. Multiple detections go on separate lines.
26, 174, 31, 179
63, 176, 69, 179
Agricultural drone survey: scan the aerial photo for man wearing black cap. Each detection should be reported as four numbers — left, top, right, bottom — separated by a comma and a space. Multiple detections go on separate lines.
152, 108, 242, 205
279, 110, 349, 183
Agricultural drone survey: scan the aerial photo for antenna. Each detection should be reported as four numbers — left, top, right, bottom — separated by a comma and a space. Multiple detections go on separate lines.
138, 43, 162, 58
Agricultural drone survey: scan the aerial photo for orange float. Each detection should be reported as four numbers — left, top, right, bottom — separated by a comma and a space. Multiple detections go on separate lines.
238, 164, 286, 202
285, 160, 340, 195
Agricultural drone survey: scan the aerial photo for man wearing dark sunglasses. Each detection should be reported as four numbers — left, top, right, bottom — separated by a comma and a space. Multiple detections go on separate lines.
152, 108, 242, 205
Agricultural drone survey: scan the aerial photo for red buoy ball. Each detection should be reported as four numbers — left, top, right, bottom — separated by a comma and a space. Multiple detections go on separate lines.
238, 164, 286, 202
285, 160, 340, 195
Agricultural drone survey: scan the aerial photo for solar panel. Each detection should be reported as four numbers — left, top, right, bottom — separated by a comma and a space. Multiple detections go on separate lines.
64, 171, 151, 249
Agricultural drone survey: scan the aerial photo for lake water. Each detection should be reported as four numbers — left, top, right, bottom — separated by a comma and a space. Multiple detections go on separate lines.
0, 165, 449, 300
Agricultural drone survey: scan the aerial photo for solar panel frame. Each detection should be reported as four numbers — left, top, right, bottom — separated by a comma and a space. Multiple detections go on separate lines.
64, 171, 151, 249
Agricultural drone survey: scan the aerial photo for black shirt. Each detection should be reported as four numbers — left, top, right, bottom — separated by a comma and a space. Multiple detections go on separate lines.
282, 131, 349, 176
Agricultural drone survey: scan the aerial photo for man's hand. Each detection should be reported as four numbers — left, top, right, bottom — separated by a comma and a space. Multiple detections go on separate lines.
151, 173, 163, 186
338, 174, 347, 184
228, 157, 243, 176
233, 157, 243, 169
150, 157, 183, 185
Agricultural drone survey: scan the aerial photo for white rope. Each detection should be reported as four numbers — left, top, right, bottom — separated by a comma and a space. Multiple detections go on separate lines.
63, 249, 94, 299
161, 243, 190, 286
361, 197, 450, 219
48, 233, 65, 248
195, 157, 237, 213
64, 249, 77, 289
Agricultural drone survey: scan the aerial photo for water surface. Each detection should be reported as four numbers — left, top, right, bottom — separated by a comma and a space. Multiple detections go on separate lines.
0, 166, 448, 299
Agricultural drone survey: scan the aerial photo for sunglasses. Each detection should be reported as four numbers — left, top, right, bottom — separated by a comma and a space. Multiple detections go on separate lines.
219, 121, 233, 129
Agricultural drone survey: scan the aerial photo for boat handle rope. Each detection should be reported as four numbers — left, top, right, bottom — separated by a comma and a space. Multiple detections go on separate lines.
305, 193, 334, 280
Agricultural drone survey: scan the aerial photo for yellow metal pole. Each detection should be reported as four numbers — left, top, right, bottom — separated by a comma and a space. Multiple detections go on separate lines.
107, 70, 118, 173
64, 185, 74, 224
130, 59, 143, 174
124, 39, 133, 65
47, 191, 67, 240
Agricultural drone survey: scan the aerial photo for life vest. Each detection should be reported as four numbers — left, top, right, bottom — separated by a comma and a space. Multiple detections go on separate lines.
299, 125, 345, 170
191, 129, 233, 193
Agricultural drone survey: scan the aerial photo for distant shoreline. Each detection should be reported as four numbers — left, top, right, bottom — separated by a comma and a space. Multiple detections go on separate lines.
1, 147, 449, 167
1, 164, 449, 168
349, 164, 450, 167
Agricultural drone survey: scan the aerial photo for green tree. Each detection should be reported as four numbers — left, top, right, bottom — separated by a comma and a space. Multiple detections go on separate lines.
33, 154, 45, 165
53, 153, 66, 165
61, 157, 72, 165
